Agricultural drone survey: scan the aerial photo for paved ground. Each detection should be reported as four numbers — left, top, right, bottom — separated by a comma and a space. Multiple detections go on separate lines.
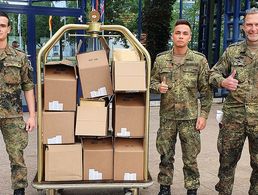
0, 102, 251, 195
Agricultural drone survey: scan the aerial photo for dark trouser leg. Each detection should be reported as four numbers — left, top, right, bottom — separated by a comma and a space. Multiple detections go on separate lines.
157, 117, 178, 186
178, 120, 200, 190
247, 125, 258, 195
1, 117, 28, 190
215, 122, 245, 195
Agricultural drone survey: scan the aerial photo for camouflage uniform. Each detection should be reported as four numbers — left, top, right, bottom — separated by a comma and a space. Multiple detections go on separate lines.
209, 41, 258, 195
150, 49, 212, 190
0, 45, 34, 190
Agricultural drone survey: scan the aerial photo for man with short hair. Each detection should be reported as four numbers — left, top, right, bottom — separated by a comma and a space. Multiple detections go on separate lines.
0, 11, 35, 195
150, 19, 212, 195
12, 40, 19, 49
209, 7, 258, 195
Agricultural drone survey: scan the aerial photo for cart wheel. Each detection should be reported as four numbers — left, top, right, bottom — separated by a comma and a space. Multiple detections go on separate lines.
124, 188, 139, 195
57, 189, 64, 195
46, 189, 58, 195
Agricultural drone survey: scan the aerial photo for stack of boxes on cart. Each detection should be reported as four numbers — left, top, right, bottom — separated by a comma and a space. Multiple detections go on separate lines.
43, 48, 147, 182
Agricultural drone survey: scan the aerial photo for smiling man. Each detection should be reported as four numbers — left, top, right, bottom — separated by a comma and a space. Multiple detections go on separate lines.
150, 19, 212, 195
209, 7, 258, 195
0, 11, 35, 195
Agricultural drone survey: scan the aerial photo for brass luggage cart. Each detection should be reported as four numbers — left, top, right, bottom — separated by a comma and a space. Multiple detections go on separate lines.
32, 13, 153, 195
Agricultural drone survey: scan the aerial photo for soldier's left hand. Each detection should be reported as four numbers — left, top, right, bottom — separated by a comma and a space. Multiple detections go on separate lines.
26, 116, 36, 132
196, 116, 206, 131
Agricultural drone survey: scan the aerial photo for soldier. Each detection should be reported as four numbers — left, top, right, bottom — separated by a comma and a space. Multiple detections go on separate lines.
150, 19, 212, 195
209, 7, 258, 195
12, 40, 19, 49
0, 11, 35, 195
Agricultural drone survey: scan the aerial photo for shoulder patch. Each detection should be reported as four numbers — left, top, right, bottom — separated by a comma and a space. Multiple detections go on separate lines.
192, 50, 206, 58
228, 41, 244, 48
156, 50, 170, 57
15, 48, 26, 54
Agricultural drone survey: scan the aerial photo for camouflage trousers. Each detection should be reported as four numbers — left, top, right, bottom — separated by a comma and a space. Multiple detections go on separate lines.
0, 117, 28, 190
216, 121, 258, 195
156, 118, 200, 190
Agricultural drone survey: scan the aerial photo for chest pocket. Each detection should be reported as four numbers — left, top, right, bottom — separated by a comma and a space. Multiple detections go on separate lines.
231, 60, 247, 83
3, 62, 21, 84
182, 66, 198, 88
160, 67, 173, 88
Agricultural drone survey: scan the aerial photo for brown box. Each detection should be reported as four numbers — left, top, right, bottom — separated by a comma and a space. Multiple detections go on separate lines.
76, 50, 113, 98
44, 60, 77, 111
112, 48, 140, 61
82, 138, 113, 180
112, 61, 146, 92
114, 138, 144, 181
114, 94, 145, 137
75, 100, 108, 136
45, 144, 82, 181
42, 111, 75, 144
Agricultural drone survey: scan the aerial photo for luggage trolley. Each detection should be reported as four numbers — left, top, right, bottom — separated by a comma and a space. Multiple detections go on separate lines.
32, 11, 153, 195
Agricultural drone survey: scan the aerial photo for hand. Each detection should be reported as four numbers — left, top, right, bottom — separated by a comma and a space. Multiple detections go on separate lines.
221, 69, 238, 91
159, 76, 168, 94
26, 116, 36, 132
196, 116, 206, 131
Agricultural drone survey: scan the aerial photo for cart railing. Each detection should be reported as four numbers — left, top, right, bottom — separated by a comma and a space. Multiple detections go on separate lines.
36, 20, 151, 183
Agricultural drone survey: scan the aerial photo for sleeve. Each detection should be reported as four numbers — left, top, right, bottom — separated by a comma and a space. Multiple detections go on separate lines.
150, 59, 161, 93
209, 50, 230, 88
21, 54, 34, 91
198, 57, 213, 119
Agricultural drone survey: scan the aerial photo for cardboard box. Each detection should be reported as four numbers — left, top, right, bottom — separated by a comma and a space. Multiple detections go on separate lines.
82, 138, 113, 180
42, 111, 75, 144
75, 99, 108, 136
44, 60, 77, 111
114, 138, 144, 181
114, 94, 145, 137
76, 50, 113, 98
112, 48, 140, 61
45, 144, 82, 181
112, 61, 146, 91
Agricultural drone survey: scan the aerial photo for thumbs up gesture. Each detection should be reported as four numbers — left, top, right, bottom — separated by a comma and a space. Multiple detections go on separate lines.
159, 76, 169, 93
221, 69, 239, 91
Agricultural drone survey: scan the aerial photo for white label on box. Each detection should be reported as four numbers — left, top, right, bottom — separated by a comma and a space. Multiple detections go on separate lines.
90, 87, 107, 98
89, 169, 103, 180
117, 127, 130, 137
48, 101, 63, 110
47, 135, 62, 144
124, 173, 137, 180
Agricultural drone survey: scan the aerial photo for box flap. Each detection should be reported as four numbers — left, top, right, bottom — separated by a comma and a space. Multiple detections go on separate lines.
76, 50, 108, 69
113, 48, 140, 61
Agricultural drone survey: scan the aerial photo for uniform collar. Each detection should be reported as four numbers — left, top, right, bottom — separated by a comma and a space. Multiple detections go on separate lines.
0, 45, 17, 60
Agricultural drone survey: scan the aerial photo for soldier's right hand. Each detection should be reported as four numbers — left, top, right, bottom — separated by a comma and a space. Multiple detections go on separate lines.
221, 69, 238, 91
159, 76, 168, 93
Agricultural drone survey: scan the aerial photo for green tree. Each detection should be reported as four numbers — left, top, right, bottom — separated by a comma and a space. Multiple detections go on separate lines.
142, 0, 175, 67
105, 0, 139, 33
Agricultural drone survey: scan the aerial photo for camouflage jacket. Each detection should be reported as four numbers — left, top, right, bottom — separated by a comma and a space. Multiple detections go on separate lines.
150, 48, 212, 120
0, 45, 34, 118
209, 41, 258, 125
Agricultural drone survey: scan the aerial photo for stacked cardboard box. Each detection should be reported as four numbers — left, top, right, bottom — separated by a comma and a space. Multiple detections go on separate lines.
43, 47, 147, 182
111, 48, 146, 181
82, 138, 113, 180
43, 60, 79, 181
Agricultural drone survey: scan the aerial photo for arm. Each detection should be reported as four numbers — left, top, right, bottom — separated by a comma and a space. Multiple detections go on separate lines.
209, 49, 238, 91
24, 89, 36, 132
196, 57, 213, 131
150, 60, 168, 94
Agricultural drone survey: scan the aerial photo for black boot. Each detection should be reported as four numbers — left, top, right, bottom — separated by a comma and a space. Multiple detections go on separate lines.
187, 189, 197, 195
14, 188, 25, 195
158, 185, 171, 195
